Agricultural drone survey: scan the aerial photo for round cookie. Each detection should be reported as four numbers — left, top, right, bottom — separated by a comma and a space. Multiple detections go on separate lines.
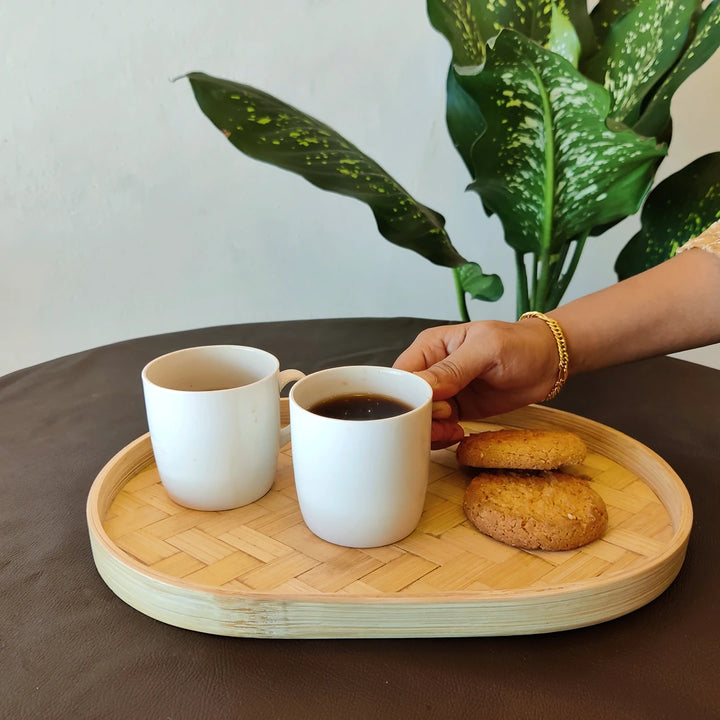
457, 428, 587, 470
463, 470, 608, 550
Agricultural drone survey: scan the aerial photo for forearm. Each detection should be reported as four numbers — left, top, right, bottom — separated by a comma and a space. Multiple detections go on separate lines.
548, 248, 720, 375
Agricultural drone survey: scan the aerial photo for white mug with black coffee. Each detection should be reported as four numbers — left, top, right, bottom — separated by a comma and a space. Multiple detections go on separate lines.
142, 345, 304, 511
289, 366, 433, 547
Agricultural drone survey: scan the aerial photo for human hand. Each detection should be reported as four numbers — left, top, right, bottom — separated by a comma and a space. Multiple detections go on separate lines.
393, 320, 559, 448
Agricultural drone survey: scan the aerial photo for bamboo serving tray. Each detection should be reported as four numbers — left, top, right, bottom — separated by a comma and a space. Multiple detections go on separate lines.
87, 401, 692, 638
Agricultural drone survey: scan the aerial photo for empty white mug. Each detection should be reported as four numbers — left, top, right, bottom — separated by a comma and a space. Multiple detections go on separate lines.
289, 366, 433, 547
142, 345, 304, 511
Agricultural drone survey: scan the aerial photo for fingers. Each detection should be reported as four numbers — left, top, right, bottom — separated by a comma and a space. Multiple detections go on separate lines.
419, 339, 492, 400
431, 400, 453, 419
396, 319, 561, 425
395, 324, 490, 400
393, 343, 427, 373
430, 420, 465, 449
393, 324, 468, 373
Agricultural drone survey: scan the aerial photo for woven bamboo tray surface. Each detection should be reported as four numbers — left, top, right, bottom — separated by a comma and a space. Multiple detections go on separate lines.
87, 402, 692, 638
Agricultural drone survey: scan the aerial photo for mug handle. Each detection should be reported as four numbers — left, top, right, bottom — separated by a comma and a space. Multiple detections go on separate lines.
278, 369, 305, 446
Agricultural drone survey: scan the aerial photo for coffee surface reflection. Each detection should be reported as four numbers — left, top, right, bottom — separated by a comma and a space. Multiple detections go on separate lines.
310, 393, 412, 421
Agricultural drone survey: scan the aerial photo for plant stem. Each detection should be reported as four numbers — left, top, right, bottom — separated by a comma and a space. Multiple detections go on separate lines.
537, 243, 569, 311
453, 267, 470, 322
550, 242, 570, 285
515, 252, 530, 317
536, 63, 555, 311
530, 254, 540, 309
548, 235, 587, 308
535, 246, 552, 312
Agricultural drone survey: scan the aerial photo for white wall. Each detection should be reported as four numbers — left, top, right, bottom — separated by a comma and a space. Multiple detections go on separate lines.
2, 0, 719, 376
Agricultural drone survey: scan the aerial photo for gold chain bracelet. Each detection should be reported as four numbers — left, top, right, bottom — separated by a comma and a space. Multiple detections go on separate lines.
519, 311, 569, 401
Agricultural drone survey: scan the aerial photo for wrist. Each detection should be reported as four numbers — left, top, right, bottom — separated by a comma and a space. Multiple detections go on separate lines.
519, 312, 569, 401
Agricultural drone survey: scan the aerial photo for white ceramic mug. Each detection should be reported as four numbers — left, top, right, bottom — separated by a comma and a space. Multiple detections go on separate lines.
289, 366, 433, 548
142, 345, 304, 511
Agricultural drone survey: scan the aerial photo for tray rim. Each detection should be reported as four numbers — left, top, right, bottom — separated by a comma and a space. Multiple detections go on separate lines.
86, 403, 693, 637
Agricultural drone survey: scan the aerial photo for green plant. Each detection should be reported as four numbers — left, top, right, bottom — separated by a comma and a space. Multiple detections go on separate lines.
184, 0, 720, 320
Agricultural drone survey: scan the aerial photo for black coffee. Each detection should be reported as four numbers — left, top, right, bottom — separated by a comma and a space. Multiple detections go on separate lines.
310, 393, 412, 421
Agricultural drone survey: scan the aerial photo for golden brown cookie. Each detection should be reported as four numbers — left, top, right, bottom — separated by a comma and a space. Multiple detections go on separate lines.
457, 428, 587, 470
463, 470, 608, 550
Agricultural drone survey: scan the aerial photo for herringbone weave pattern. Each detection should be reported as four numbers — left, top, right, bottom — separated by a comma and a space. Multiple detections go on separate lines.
103, 425, 672, 597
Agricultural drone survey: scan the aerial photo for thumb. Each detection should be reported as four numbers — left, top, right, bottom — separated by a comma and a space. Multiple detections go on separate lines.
414, 344, 485, 400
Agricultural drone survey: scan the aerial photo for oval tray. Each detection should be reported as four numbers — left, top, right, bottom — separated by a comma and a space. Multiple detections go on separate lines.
86, 402, 692, 638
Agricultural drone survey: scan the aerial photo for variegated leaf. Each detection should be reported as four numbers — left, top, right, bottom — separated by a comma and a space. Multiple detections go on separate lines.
590, 0, 641, 44
439, 0, 580, 177
548, 2, 582, 66
426, 0, 486, 66
459, 30, 666, 255
426, 0, 560, 67
185, 72, 468, 268
634, 0, 720, 140
615, 152, 720, 279
582, 0, 699, 125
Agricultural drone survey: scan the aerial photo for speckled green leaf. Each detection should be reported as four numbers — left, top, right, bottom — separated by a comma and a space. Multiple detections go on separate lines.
457, 261, 504, 301
590, 0, 641, 45
185, 72, 467, 268
634, 0, 720, 140
547, 3, 581, 66
426, 0, 486, 66
426, 0, 559, 67
439, 1, 579, 179
458, 30, 666, 255
582, 0, 699, 125
615, 152, 720, 279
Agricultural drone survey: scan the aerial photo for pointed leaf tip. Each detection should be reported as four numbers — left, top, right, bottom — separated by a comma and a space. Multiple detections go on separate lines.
185, 71, 470, 268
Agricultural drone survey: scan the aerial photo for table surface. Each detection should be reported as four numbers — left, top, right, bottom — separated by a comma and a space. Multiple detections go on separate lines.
3, 317, 719, 720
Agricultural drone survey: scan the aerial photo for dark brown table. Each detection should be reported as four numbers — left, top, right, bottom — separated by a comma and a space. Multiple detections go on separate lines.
3, 317, 719, 719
